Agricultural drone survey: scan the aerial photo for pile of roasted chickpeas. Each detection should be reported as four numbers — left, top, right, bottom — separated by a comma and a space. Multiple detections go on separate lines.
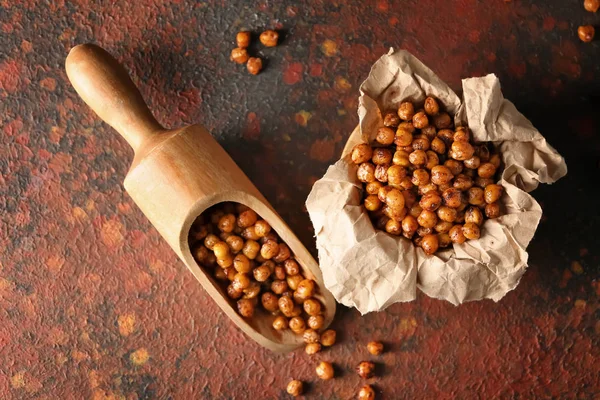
230, 29, 279, 75
189, 202, 336, 350
351, 97, 504, 255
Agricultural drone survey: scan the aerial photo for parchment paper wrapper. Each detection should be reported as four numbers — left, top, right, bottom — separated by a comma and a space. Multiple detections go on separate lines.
306, 49, 567, 314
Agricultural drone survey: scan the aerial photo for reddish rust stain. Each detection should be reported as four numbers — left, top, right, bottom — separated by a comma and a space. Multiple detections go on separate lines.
243, 111, 260, 140
283, 62, 304, 85
309, 138, 335, 162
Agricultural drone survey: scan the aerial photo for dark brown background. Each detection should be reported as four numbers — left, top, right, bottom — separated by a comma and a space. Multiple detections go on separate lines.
1, 1, 599, 399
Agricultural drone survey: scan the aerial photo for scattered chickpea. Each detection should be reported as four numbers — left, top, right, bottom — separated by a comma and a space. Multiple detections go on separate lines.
485, 202, 501, 219
578, 25, 595, 42
307, 315, 324, 330
367, 341, 384, 355
289, 316, 306, 334
286, 380, 303, 397
424, 97, 440, 115
237, 298, 255, 318
316, 361, 335, 380
584, 0, 600, 12
247, 57, 263, 75
260, 30, 279, 47
356, 361, 376, 379
303, 329, 320, 344
303, 298, 323, 316
421, 234, 439, 255
236, 31, 251, 48
358, 385, 376, 400
320, 329, 337, 346
230, 48, 249, 64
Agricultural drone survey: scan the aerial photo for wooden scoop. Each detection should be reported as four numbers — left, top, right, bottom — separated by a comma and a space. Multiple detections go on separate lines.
65, 44, 336, 352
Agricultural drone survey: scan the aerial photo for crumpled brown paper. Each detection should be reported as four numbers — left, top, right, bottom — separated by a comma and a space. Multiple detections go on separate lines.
306, 49, 567, 313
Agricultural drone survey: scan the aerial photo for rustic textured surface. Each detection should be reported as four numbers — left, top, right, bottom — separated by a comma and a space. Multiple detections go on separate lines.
1, 1, 599, 399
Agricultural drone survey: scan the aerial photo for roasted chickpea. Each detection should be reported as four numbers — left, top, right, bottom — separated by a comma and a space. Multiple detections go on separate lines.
578, 25, 595, 42
357, 163, 376, 183
433, 112, 452, 129
356, 361, 376, 379
286, 380, 304, 397
451, 140, 475, 160
374, 164, 389, 183
410, 169, 429, 186
437, 129, 455, 145
451, 175, 472, 192
289, 316, 306, 334
421, 125, 437, 140
585, 0, 600, 12
272, 280, 289, 295
193, 245, 210, 264
232, 272, 251, 291
287, 274, 303, 291
376, 127, 395, 145
233, 253, 251, 273
230, 47, 249, 64
378, 186, 393, 203
419, 192, 442, 211
279, 259, 298, 277
383, 205, 407, 221
476, 144, 491, 162
412, 136, 431, 151
418, 210, 438, 228
416, 226, 433, 237
214, 267, 227, 281
385, 219, 402, 235
273, 243, 291, 263
438, 232, 451, 247
241, 226, 260, 241
242, 240, 260, 259
392, 129, 412, 148
366, 181, 384, 195
260, 240, 280, 260
303, 328, 321, 344
398, 121, 416, 134
352, 143, 374, 164
259, 29, 278, 47
429, 165, 453, 185
485, 202, 501, 219
412, 111, 429, 129
386, 165, 407, 187
421, 234, 439, 255
424, 151, 440, 170
253, 265, 271, 282
402, 215, 419, 235
467, 187, 485, 206
237, 298, 255, 318
438, 188, 459, 209
408, 149, 427, 166
316, 361, 335, 380
279, 296, 296, 317
475, 177, 495, 188
399, 176, 414, 190
243, 282, 261, 299
392, 150, 411, 167
434, 220, 453, 233
273, 315, 288, 330
307, 315, 324, 330
449, 224, 466, 244
442, 159, 461, 176
437, 206, 458, 223
453, 128, 470, 142
465, 207, 484, 226
367, 341, 384, 355
246, 57, 263, 75
372, 148, 392, 165
236, 31, 251, 48
304, 298, 322, 316
190, 224, 209, 242
463, 156, 481, 170
216, 256, 233, 269
484, 184, 503, 204
358, 385, 376, 400
271, 266, 285, 281
227, 284, 243, 299
318, 329, 335, 347
254, 220, 272, 237
490, 153, 502, 168
224, 235, 243, 254
464, 168, 477, 178
462, 222, 481, 240
478, 163, 497, 178
295, 279, 315, 300
237, 209, 258, 228
219, 232, 232, 242
424, 96, 440, 115
305, 342, 322, 355
397, 101, 415, 121
383, 111, 401, 127
260, 292, 279, 312
384, 188, 405, 209
204, 233, 220, 250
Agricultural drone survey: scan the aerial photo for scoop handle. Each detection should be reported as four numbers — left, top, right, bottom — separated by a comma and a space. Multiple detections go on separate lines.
65, 44, 163, 153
